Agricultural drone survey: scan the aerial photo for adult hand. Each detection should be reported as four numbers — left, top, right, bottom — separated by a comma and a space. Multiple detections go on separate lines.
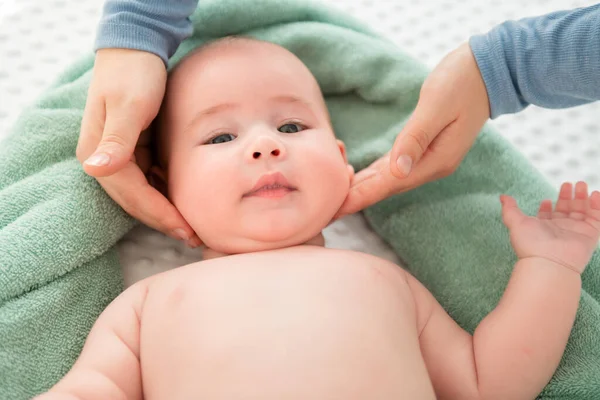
76, 49, 201, 247
336, 43, 491, 218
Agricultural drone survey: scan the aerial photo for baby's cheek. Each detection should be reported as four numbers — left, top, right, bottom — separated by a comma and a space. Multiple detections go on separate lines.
314, 154, 349, 195
299, 150, 349, 219
180, 167, 243, 241
170, 162, 212, 222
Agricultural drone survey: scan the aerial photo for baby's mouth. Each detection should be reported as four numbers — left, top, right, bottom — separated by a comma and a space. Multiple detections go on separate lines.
244, 184, 296, 198
243, 172, 297, 199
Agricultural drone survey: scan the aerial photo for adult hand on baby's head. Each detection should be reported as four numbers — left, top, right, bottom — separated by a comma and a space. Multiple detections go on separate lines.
336, 43, 490, 218
76, 48, 201, 247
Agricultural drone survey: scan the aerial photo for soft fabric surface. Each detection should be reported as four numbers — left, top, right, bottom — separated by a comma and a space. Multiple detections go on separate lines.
0, 0, 598, 398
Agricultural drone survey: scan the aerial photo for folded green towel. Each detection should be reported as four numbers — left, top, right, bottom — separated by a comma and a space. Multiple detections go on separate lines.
1, 0, 598, 398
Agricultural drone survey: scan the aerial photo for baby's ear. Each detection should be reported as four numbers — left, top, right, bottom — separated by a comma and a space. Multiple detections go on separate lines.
336, 139, 348, 162
148, 166, 169, 198
336, 140, 355, 182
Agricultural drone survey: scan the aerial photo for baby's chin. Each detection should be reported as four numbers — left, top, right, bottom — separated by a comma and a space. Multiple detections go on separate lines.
192, 204, 338, 255
202, 226, 324, 255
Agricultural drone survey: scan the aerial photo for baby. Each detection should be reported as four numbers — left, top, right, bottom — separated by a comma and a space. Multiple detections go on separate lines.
38, 38, 600, 400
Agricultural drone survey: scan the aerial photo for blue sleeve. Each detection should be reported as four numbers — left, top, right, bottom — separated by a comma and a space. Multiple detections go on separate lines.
469, 4, 600, 119
94, 0, 200, 65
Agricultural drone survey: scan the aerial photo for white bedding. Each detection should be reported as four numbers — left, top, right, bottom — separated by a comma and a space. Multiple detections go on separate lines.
1, 0, 598, 286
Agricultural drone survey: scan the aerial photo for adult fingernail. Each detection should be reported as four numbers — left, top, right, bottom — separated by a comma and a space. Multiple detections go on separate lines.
84, 152, 110, 167
186, 237, 202, 248
396, 155, 412, 176
172, 228, 189, 241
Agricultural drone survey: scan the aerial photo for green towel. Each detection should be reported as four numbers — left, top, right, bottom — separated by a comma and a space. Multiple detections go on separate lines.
1, 0, 598, 398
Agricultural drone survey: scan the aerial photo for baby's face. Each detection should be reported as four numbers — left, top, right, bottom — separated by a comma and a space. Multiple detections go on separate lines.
161, 40, 352, 254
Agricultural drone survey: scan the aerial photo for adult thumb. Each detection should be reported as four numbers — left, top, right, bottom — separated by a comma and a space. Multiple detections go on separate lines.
83, 111, 142, 177
390, 103, 450, 179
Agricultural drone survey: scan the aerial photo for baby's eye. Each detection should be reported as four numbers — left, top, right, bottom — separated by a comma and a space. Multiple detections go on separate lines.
207, 133, 236, 144
278, 123, 306, 134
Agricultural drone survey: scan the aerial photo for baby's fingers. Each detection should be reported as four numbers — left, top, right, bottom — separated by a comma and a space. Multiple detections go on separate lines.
500, 195, 526, 229
537, 200, 552, 219
587, 191, 600, 230
570, 181, 589, 220
554, 182, 573, 218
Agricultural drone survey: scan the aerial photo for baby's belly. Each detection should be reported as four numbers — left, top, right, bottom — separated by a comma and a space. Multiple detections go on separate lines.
139, 246, 435, 400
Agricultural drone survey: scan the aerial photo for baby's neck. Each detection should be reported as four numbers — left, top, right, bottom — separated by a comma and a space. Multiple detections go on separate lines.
202, 233, 325, 261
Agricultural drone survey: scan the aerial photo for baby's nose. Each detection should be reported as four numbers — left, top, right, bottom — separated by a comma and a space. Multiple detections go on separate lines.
249, 136, 286, 160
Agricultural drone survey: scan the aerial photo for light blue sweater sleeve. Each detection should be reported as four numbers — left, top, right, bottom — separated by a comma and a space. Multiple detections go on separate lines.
94, 0, 200, 65
469, 4, 600, 119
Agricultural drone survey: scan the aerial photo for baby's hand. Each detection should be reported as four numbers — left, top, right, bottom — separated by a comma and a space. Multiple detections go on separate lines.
501, 182, 600, 274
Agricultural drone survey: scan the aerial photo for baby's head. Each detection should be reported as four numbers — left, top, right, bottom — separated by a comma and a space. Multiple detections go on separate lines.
154, 37, 353, 254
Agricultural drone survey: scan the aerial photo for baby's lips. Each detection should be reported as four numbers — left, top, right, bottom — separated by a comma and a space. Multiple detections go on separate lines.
244, 171, 296, 197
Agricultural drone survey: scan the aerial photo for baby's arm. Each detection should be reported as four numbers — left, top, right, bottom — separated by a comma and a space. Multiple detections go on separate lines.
410, 183, 600, 400
35, 281, 148, 400
408, 258, 580, 400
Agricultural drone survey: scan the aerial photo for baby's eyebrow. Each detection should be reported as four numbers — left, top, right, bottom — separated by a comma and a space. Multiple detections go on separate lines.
184, 95, 316, 133
184, 103, 239, 132
270, 95, 318, 121
269, 95, 313, 109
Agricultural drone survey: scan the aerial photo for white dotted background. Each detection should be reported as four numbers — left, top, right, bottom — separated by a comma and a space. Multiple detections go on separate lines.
1, 0, 598, 285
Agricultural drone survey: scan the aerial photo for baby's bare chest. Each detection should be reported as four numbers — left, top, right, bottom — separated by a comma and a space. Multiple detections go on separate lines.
141, 248, 416, 331
138, 248, 431, 399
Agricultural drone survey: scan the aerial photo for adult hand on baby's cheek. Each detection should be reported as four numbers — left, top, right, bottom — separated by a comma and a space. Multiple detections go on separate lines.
95, 160, 202, 248
335, 43, 490, 218
335, 150, 438, 219
143, 164, 203, 248
76, 48, 201, 247
390, 42, 490, 182
77, 49, 166, 175
335, 152, 399, 219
